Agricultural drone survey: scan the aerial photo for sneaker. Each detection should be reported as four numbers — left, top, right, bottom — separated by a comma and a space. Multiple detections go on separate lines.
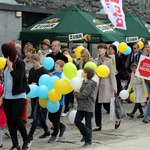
47, 136, 57, 143
0, 144, 3, 148
22, 140, 32, 150
127, 113, 134, 118
142, 118, 150, 123
59, 125, 68, 137
9, 146, 20, 150
137, 114, 144, 118
83, 143, 91, 147
39, 131, 50, 138
61, 112, 69, 117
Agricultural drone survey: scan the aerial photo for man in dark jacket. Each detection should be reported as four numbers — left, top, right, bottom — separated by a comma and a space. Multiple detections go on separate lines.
46, 40, 68, 72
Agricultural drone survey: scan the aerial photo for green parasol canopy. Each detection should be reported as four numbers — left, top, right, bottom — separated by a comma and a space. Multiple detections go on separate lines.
19, 5, 125, 43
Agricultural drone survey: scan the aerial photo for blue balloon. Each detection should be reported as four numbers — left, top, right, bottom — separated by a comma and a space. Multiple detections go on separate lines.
37, 85, 49, 99
43, 57, 54, 70
46, 100, 60, 113
38, 74, 51, 87
122, 46, 132, 55
47, 76, 59, 90
27, 84, 38, 98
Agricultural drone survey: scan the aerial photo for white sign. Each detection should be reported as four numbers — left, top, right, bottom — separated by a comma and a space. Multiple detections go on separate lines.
31, 23, 59, 30
100, 0, 127, 30
126, 36, 138, 43
69, 33, 83, 41
135, 55, 150, 80
96, 25, 113, 32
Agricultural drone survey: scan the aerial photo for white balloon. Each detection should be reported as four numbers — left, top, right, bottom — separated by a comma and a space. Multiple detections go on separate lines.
119, 90, 129, 100
70, 77, 82, 91
76, 69, 84, 81
92, 74, 99, 85
112, 41, 119, 50
68, 110, 77, 124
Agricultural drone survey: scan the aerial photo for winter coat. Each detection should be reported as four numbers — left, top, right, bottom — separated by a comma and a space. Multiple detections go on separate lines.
94, 56, 117, 103
74, 79, 97, 112
128, 73, 147, 103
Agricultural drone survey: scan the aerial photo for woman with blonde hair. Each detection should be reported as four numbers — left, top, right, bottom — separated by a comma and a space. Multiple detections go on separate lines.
77, 48, 92, 69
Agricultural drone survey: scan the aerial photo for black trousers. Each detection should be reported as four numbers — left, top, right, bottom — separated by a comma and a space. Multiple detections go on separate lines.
48, 105, 65, 137
95, 95, 110, 127
3, 98, 29, 147
132, 103, 143, 114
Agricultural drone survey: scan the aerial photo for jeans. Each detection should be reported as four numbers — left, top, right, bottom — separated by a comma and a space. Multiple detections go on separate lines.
74, 111, 93, 144
48, 105, 65, 137
28, 98, 49, 138
3, 98, 29, 147
145, 84, 150, 119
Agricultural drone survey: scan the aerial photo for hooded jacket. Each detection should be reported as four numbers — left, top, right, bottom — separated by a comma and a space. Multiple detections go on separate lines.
74, 79, 97, 112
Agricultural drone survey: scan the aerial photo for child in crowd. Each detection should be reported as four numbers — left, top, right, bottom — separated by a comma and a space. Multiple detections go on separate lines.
127, 63, 147, 118
48, 59, 67, 143
74, 67, 97, 147
0, 96, 6, 148
28, 54, 50, 142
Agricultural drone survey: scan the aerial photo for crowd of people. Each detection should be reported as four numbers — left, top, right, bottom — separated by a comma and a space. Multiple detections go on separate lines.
0, 39, 150, 150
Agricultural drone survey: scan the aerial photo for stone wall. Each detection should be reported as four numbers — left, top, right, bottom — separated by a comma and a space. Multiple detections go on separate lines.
15, 0, 150, 21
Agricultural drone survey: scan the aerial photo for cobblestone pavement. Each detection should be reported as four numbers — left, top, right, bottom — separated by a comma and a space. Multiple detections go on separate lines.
2, 101, 150, 150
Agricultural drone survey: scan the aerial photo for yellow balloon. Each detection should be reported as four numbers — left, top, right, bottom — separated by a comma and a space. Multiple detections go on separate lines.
96, 65, 110, 78
129, 92, 134, 102
54, 79, 73, 94
66, 55, 73, 63
75, 46, 84, 59
137, 41, 144, 50
48, 89, 62, 102
118, 42, 128, 53
0, 57, 6, 69
39, 98, 48, 108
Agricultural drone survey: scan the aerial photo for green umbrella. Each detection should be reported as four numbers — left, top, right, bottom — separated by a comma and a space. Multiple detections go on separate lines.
19, 5, 125, 43
103, 12, 150, 43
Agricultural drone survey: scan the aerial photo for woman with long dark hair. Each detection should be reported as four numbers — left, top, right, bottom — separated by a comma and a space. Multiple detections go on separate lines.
1, 43, 31, 150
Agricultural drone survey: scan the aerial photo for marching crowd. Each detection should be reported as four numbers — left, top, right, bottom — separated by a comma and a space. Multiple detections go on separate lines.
0, 39, 150, 150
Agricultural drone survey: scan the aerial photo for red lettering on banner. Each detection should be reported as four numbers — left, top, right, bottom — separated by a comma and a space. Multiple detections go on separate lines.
138, 59, 150, 78
110, 0, 119, 3
116, 18, 123, 27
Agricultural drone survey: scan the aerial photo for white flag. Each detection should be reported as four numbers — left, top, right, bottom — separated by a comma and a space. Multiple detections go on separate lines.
100, 0, 127, 30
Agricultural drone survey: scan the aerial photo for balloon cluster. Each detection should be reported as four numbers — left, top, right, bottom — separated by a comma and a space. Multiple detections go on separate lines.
112, 40, 144, 55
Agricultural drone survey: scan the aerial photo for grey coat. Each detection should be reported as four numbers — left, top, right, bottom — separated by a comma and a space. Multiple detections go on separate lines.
94, 56, 117, 103
74, 79, 97, 112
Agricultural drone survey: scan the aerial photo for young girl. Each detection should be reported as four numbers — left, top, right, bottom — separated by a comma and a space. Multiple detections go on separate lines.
0, 96, 6, 148
28, 54, 50, 141
74, 67, 97, 147
127, 63, 147, 118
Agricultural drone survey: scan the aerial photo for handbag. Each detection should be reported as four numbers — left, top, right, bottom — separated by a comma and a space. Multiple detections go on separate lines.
115, 96, 126, 119
110, 97, 118, 121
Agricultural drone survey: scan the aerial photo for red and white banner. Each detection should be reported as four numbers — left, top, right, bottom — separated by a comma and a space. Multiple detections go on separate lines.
135, 55, 150, 80
100, 0, 127, 30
